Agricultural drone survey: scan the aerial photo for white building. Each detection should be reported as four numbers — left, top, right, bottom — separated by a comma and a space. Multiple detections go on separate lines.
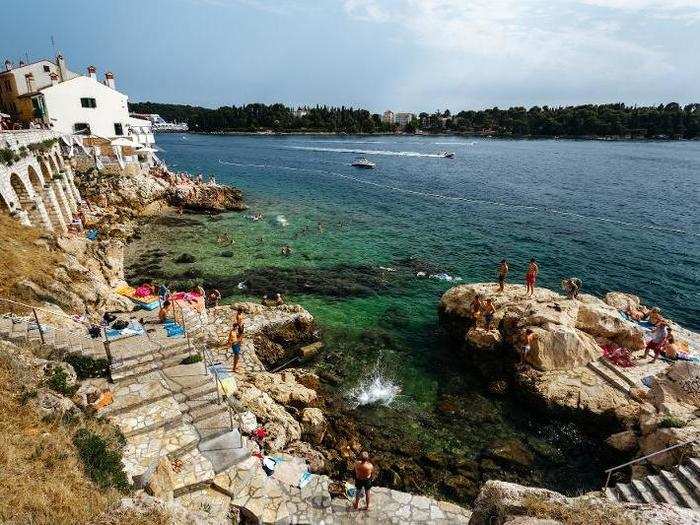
293, 107, 308, 119
0, 54, 137, 141
395, 112, 416, 127
128, 116, 155, 147
382, 110, 395, 124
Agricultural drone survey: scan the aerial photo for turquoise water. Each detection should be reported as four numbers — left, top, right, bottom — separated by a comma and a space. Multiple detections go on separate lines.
127, 134, 700, 500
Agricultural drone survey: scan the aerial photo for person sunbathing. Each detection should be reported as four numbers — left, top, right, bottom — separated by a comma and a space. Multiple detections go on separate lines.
662, 334, 680, 360
646, 307, 664, 326
626, 304, 647, 321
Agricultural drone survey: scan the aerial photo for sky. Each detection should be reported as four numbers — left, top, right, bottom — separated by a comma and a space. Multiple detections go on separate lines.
2, 0, 699, 113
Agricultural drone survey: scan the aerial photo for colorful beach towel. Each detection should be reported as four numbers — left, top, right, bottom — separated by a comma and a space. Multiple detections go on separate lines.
601, 343, 634, 368
116, 285, 160, 308
106, 320, 145, 340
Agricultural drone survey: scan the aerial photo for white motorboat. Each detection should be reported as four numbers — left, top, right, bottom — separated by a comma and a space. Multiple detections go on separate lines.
439, 151, 455, 158
351, 158, 376, 169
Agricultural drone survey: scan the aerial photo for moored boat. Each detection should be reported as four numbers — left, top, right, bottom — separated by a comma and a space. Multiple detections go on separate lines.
351, 158, 376, 169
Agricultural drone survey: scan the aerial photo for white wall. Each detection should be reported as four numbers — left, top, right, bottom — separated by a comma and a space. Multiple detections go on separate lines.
41, 76, 130, 138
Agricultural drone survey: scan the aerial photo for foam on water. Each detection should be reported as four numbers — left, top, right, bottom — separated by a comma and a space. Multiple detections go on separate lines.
275, 214, 289, 227
346, 372, 402, 409
285, 146, 445, 158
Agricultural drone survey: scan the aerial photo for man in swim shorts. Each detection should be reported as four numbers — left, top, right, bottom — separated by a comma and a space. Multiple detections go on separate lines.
525, 258, 539, 297
521, 328, 535, 365
353, 451, 374, 511
497, 259, 509, 292
227, 310, 246, 372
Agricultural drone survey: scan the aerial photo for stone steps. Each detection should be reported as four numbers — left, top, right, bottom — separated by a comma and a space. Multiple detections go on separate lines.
598, 354, 638, 387
607, 457, 700, 510
586, 359, 643, 402
107, 396, 184, 438
175, 486, 232, 524
169, 448, 216, 498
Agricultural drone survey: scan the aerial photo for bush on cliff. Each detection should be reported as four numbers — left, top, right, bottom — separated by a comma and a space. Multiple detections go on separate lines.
65, 353, 110, 379
73, 428, 130, 492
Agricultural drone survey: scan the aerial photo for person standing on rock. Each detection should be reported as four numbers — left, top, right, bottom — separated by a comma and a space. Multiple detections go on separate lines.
483, 298, 496, 329
227, 310, 246, 372
525, 258, 539, 297
353, 451, 374, 511
497, 259, 509, 292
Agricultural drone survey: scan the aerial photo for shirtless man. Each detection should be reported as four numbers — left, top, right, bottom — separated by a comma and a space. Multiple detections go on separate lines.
525, 259, 539, 297
521, 328, 535, 365
353, 451, 374, 511
497, 259, 509, 292
483, 298, 496, 329
227, 310, 246, 372
469, 294, 483, 325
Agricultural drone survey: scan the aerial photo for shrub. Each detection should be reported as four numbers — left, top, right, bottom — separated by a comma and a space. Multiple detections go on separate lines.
65, 354, 110, 380
659, 416, 686, 428
72, 428, 130, 492
180, 354, 202, 365
46, 367, 78, 397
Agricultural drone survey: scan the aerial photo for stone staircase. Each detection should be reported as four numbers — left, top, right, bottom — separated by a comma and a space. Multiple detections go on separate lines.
606, 457, 700, 510
586, 357, 645, 402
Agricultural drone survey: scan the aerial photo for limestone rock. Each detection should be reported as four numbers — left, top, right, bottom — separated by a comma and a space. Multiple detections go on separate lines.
236, 384, 301, 449
606, 430, 638, 453
251, 371, 317, 407
284, 440, 327, 473
469, 480, 700, 525
36, 389, 82, 420
467, 327, 503, 349
604, 291, 641, 311
485, 439, 534, 467
526, 324, 600, 371
301, 407, 327, 445
238, 411, 258, 434
648, 362, 700, 410
146, 457, 177, 501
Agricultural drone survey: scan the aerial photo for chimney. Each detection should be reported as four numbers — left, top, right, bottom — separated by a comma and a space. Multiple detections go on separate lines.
49, 72, 59, 86
56, 53, 67, 81
87, 65, 96, 80
4, 59, 11, 71
25, 72, 34, 92
104, 71, 115, 89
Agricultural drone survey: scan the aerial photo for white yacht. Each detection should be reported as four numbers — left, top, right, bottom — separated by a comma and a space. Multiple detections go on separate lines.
351, 158, 376, 169
439, 151, 455, 158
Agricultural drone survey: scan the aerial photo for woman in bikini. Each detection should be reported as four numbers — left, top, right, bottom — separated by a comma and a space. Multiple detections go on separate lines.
525, 258, 539, 297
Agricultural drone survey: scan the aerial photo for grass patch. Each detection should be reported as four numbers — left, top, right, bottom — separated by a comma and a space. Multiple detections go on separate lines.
72, 428, 130, 492
0, 345, 120, 524
658, 416, 686, 429
65, 353, 110, 380
521, 493, 634, 525
180, 353, 203, 365
0, 214, 62, 301
46, 367, 78, 397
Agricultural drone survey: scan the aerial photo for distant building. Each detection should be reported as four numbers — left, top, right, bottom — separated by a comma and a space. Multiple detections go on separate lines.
293, 107, 308, 119
395, 112, 416, 127
382, 110, 395, 125
130, 113, 188, 132
0, 54, 131, 139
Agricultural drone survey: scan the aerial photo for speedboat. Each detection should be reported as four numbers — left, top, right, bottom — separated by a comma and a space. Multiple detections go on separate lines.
439, 151, 455, 158
351, 158, 375, 169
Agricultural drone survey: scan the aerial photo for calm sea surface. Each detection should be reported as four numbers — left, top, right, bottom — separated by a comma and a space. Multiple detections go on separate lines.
127, 134, 700, 498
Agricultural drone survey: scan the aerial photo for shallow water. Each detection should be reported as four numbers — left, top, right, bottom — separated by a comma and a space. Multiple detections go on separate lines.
126, 134, 700, 500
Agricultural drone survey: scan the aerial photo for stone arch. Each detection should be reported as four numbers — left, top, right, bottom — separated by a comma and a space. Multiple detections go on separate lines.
26, 164, 54, 230
47, 155, 59, 176
53, 151, 65, 171
38, 158, 52, 182
8, 172, 34, 226
27, 163, 45, 189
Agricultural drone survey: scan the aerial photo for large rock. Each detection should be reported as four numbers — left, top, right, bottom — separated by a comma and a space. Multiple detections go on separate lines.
251, 371, 318, 407
36, 389, 82, 420
300, 407, 328, 445
469, 480, 700, 525
606, 430, 638, 453
526, 324, 600, 371
236, 384, 301, 449
648, 362, 700, 410
575, 297, 645, 351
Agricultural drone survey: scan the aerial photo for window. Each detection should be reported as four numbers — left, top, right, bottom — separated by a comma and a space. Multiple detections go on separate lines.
80, 97, 97, 108
114, 123, 124, 136
43, 65, 51, 72
74, 122, 91, 134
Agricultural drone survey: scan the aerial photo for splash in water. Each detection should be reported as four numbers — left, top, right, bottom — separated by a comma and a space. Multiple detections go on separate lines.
275, 214, 289, 227
346, 372, 402, 409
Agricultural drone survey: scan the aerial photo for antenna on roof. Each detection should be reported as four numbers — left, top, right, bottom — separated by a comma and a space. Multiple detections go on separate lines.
51, 35, 56, 55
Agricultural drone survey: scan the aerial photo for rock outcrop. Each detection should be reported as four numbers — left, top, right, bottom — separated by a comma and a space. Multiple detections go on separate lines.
469, 480, 700, 525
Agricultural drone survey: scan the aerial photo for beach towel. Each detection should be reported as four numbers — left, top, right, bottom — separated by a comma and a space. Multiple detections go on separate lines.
116, 285, 160, 308
165, 324, 184, 337
106, 320, 145, 340
601, 343, 634, 368
208, 363, 231, 378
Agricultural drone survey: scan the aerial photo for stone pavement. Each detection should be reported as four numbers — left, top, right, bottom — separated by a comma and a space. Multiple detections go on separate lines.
67, 303, 472, 523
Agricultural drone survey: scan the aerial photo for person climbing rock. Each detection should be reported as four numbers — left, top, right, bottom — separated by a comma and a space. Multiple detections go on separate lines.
520, 328, 535, 365
562, 278, 582, 299
353, 451, 374, 511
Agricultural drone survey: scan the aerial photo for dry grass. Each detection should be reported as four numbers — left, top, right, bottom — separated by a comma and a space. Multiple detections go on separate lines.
0, 213, 61, 301
521, 493, 635, 525
0, 348, 118, 525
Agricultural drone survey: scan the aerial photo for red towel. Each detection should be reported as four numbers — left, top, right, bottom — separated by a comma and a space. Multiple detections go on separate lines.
601, 343, 634, 368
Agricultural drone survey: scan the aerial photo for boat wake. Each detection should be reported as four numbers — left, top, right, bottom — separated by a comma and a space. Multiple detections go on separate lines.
285, 146, 445, 158
345, 371, 402, 409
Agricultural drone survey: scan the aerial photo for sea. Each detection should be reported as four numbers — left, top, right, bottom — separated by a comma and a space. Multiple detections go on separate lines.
125, 133, 700, 501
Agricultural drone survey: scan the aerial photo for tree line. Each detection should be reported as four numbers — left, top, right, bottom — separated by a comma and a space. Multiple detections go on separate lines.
129, 101, 699, 139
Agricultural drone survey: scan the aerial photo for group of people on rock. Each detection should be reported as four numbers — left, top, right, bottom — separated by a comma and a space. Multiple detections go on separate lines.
496, 258, 540, 296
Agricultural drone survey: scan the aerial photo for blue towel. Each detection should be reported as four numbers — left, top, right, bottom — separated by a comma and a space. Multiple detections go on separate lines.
641, 375, 654, 388
165, 324, 184, 337
208, 363, 230, 378
86, 229, 98, 241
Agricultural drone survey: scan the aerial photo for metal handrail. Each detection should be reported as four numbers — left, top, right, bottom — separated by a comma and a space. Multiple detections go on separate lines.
603, 439, 697, 489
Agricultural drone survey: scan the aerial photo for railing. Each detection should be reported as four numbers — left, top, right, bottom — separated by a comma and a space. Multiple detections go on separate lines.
603, 439, 697, 490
